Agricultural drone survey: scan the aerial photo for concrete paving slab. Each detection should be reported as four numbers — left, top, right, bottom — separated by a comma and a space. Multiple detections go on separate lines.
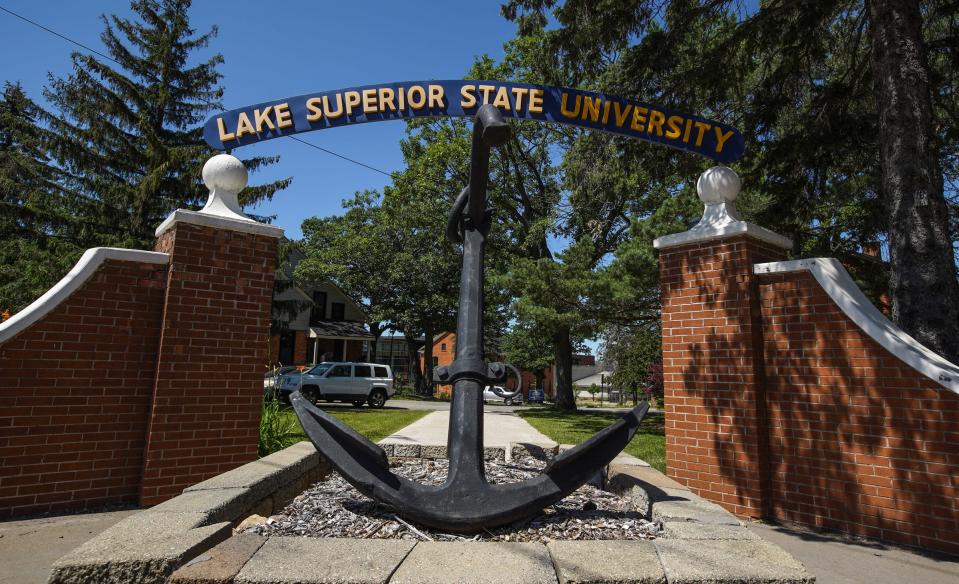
390, 541, 556, 584
654, 539, 814, 584
170, 533, 266, 584
0, 508, 137, 584
234, 536, 414, 584
547, 540, 665, 584
746, 520, 959, 584
49, 521, 231, 584
607, 465, 687, 494
661, 522, 759, 540
379, 411, 557, 451
651, 493, 742, 526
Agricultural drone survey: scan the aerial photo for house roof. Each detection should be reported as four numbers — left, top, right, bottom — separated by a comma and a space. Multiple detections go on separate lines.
572, 371, 614, 387
309, 320, 375, 341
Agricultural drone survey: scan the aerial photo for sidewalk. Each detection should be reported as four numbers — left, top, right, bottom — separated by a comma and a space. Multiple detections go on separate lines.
746, 520, 959, 584
379, 410, 557, 453
0, 508, 137, 584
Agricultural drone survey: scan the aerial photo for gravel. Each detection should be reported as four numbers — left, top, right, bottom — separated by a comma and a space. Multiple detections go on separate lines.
243, 456, 660, 543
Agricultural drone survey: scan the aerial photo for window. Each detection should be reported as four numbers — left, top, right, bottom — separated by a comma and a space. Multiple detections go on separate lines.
310, 291, 327, 325
331, 302, 345, 321
328, 365, 351, 377
374, 366, 389, 378
354, 365, 372, 378
432, 356, 439, 367
278, 332, 295, 364
441, 343, 447, 352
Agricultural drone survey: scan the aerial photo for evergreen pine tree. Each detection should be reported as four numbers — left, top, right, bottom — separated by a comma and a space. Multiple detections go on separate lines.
0, 83, 87, 311
41, 0, 288, 250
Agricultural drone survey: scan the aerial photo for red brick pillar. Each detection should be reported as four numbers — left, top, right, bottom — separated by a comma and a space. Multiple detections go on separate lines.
654, 166, 791, 518
140, 154, 283, 505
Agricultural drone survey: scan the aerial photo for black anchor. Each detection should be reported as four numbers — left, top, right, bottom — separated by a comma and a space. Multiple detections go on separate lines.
291, 104, 649, 532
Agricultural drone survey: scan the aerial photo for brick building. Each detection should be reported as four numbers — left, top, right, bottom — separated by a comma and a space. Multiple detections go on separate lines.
418, 331, 597, 398
269, 249, 373, 367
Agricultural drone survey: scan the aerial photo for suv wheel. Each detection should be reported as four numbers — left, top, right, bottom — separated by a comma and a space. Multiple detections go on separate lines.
351, 399, 365, 407
301, 386, 321, 404
367, 388, 387, 409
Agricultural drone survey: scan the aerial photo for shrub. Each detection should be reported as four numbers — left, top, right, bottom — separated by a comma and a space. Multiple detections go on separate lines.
258, 398, 303, 457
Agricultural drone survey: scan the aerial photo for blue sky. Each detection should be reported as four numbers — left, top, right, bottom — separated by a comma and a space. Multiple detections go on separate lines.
0, 0, 518, 239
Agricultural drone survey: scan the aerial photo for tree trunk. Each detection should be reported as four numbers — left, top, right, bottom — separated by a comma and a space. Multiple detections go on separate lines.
421, 325, 435, 396
869, 0, 959, 362
367, 322, 383, 362
405, 333, 423, 392
553, 327, 576, 410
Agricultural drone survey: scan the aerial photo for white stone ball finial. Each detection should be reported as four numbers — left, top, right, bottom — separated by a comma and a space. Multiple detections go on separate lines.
697, 165, 741, 204
199, 153, 252, 222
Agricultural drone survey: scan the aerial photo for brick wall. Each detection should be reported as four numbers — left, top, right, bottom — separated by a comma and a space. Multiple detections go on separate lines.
0, 260, 167, 518
141, 222, 278, 505
659, 236, 785, 517
757, 270, 959, 555
660, 233, 959, 555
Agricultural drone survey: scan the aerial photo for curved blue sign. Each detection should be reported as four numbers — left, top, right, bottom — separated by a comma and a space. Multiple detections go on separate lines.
204, 80, 744, 162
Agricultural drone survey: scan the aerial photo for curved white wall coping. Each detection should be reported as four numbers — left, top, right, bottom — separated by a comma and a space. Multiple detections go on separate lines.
754, 258, 959, 394
0, 247, 169, 346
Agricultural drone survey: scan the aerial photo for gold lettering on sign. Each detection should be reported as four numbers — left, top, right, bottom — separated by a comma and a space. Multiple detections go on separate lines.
714, 127, 734, 153
493, 86, 511, 110
581, 96, 600, 122
254, 106, 275, 132
665, 115, 683, 139
631, 107, 648, 132
275, 103, 293, 128
560, 93, 581, 118
460, 85, 477, 108
478, 85, 495, 104
613, 102, 632, 127
306, 97, 323, 121
407, 85, 426, 109
510, 87, 528, 111
379, 88, 396, 112
428, 85, 445, 108
344, 91, 361, 115
235, 112, 255, 138
693, 121, 710, 147
324, 94, 344, 119
528, 89, 543, 113
362, 89, 378, 113
217, 117, 235, 141
647, 110, 665, 137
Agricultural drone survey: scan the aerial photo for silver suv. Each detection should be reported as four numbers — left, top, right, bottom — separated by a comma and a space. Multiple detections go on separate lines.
278, 362, 394, 408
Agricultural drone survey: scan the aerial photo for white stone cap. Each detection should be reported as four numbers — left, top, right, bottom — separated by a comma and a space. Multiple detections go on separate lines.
0, 248, 169, 346
155, 153, 284, 238
754, 258, 959, 395
653, 166, 792, 250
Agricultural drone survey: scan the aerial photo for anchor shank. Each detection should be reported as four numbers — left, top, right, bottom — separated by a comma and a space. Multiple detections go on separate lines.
446, 201, 489, 485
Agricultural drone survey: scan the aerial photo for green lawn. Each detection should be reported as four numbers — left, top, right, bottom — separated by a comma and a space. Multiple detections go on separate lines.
517, 408, 666, 473
259, 402, 429, 456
